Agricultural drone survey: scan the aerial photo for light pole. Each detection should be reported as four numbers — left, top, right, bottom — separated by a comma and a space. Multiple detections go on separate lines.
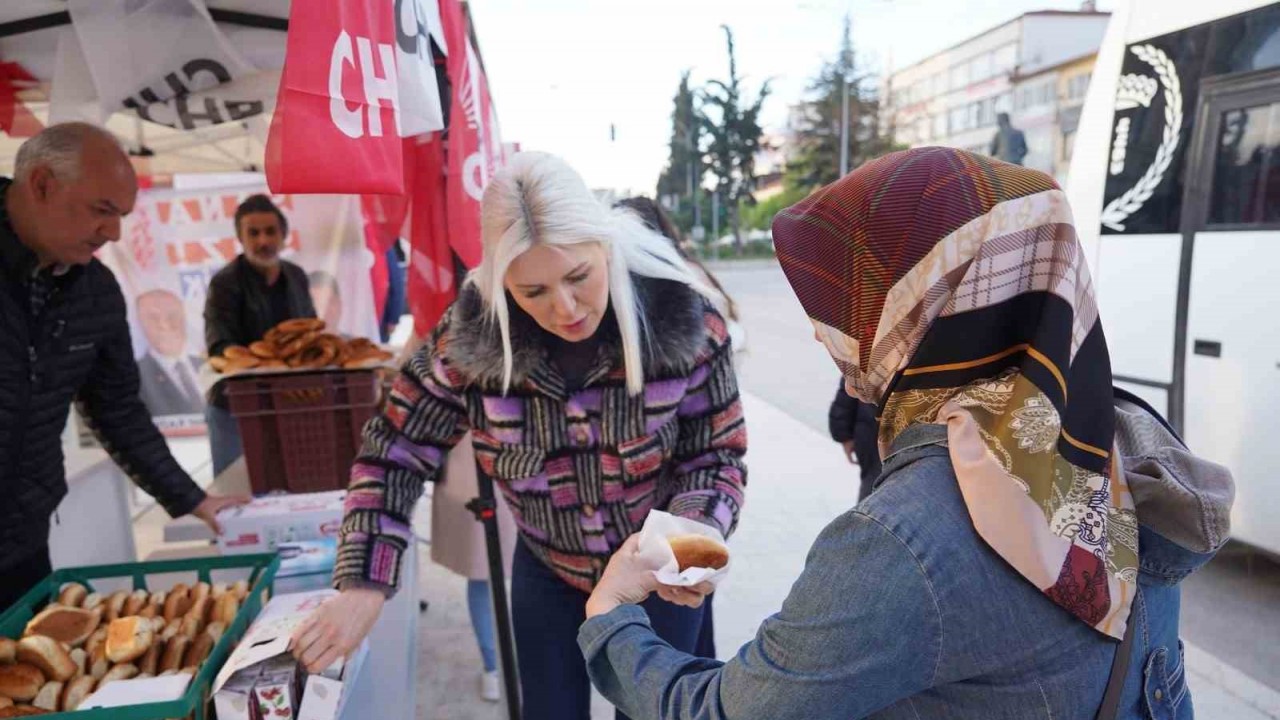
840, 62, 850, 177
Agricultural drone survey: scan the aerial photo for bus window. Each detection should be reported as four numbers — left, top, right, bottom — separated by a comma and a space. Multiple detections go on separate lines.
1208, 101, 1280, 225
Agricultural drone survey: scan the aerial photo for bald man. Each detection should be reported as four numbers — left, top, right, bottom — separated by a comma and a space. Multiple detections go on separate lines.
0, 123, 245, 613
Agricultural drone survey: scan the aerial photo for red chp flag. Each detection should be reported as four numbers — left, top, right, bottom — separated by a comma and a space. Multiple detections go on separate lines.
266, 0, 444, 194
438, 0, 504, 270
403, 0, 506, 335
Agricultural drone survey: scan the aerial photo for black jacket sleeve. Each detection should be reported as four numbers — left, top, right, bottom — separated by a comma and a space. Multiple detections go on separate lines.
204, 266, 244, 357
77, 277, 206, 519
828, 381, 862, 443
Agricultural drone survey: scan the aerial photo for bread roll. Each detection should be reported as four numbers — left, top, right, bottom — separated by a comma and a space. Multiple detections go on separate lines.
60, 675, 95, 712
105, 617, 153, 664
138, 639, 161, 677
23, 605, 100, 647
0, 705, 54, 717
163, 585, 192, 622
0, 637, 15, 664
31, 681, 61, 712
15, 637, 74, 683
0, 697, 9, 710
0, 664, 44, 701
98, 663, 137, 687
80, 594, 103, 613
179, 613, 203, 640
183, 631, 214, 670
190, 582, 211, 606
211, 593, 239, 626
57, 584, 87, 609
104, 591, 128, 622
230, 580, 250, 602
186, 597, 211, 627
203, 622, 226, 645
159, 637, 189, 674
667, 535, 730, 572
210, 583, 228, 600
67, 649, 86, 680
88, 657, 108, 683
83, 628, 106, 664
159, 619, 182, 644
248, 341, 277, 359
122, 590, 149, 618
222, 345, 255, 360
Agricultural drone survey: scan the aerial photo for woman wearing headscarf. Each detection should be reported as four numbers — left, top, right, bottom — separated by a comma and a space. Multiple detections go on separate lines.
576, 148, 1231, 719
291, 152, 747, 720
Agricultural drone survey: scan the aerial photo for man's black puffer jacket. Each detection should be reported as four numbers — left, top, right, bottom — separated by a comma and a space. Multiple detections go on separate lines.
0, 178, 204, 570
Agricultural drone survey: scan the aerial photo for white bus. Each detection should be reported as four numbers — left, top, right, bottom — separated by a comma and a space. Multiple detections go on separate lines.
1068, 0, 1280, 554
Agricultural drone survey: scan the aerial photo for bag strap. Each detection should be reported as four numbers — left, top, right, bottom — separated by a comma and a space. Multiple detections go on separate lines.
1095, 589, 1138, 720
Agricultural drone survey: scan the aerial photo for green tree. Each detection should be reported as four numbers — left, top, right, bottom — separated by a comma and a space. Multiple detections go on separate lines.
786, 15, 900, 190
656, 71, 702, 222
700, 25, 770, 252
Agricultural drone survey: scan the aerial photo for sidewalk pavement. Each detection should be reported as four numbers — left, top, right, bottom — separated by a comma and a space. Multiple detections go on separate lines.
412, 391, 1280, 719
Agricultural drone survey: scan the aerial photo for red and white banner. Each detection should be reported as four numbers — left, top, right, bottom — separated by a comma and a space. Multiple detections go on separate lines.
439, 0, 502, 270
265, 0, 445, 194
399, 0, 505, 336
97, 184, 378, 435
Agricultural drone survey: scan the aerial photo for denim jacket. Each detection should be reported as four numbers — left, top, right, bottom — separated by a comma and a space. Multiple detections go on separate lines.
579, 397, 1233, 720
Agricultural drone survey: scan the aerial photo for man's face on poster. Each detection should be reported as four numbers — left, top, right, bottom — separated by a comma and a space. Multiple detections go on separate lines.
137, 291, 187, 358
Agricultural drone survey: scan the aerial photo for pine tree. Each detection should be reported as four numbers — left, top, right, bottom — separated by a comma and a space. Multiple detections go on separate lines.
656, 71, 702, 215
787, 15, 899, 189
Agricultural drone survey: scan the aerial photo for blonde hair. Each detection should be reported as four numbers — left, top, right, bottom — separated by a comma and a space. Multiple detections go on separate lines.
471, 151, 712, 395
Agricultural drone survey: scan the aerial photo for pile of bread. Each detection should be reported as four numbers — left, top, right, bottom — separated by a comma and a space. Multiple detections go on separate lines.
0, 580, 248, 716
210, 318, 393, 375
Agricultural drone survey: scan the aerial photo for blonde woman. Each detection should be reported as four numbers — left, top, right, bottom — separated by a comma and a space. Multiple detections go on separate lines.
292, 152, 748, 719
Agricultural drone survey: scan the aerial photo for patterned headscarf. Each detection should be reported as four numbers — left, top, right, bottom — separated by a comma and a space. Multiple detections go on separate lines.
773, 147, 1137, 639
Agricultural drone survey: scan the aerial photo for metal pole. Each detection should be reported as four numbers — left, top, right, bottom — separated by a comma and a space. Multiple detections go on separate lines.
711, 191, 720, 261
467, 474, 520, 720
839, 74, 850, 177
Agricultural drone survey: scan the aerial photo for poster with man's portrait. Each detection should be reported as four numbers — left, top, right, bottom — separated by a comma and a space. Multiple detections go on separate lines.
93, 182, 379, 437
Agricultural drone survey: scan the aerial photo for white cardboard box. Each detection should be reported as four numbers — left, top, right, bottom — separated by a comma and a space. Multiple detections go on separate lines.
297, 640, 370, 720
213, 589, 364, 720
216, 491, 346, 555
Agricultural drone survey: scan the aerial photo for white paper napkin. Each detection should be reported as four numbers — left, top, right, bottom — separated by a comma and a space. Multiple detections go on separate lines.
635, 510, 731, 588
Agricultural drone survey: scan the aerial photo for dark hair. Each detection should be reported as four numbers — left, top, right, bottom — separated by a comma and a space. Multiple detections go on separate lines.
614, 196, 740, 322
615, 196, 684, 250
235, 194, 288, 237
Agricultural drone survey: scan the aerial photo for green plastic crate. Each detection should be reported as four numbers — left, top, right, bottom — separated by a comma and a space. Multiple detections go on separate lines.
0, 553, 280, 720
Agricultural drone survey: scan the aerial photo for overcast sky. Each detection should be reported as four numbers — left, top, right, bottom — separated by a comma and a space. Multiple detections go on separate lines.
468, 0, 1113, 193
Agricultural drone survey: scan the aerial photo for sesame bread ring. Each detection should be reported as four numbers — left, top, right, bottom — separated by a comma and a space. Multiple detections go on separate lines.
276, 318, 324, 334
222, 345, 254, 361
224, 356, 261, 374
248, 341, 277, 359
209, 356, 230, 373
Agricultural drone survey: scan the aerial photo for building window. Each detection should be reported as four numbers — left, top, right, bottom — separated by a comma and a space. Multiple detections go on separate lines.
1017, 80, 1055, 111
933, 113, 947, 138
950, 63, 969, 90
949, 106, 968, 134
969, 53, 993, 82
1067, 73, 1092, 102
917, 116, 931, 141
995, 44, 1018, 74
932, 72, 947, 97
1063, 129, 1077, 160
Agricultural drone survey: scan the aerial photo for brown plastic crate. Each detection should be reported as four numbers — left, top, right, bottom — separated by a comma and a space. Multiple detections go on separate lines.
225, 369, 378, 494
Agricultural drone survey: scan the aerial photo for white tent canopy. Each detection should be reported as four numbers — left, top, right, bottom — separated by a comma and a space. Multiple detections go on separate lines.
0, 1, 291, 175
